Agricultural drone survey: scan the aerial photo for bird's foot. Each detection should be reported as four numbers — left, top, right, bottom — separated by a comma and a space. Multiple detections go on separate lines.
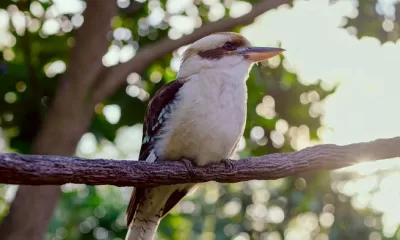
180, 157, 196, 177
221, 158, 236, 173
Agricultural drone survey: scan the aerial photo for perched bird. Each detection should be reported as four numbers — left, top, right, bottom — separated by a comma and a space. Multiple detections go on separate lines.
125, 32, 284, 240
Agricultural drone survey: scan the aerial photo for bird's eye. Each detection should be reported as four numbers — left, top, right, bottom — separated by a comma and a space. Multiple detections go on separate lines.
223, 42, 236, 51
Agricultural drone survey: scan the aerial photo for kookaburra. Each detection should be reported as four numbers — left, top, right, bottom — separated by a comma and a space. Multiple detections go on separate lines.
125, 32, 284, 240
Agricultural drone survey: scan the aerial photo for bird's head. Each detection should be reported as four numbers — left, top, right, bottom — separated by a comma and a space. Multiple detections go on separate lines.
178, 32, 284, 78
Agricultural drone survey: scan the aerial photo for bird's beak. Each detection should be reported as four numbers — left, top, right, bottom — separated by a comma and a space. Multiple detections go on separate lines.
237, 47, 285, 62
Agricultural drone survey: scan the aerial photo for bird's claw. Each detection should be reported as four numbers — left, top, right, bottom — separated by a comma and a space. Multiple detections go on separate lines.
221, 158, 236, 173
180, 157, 196, 177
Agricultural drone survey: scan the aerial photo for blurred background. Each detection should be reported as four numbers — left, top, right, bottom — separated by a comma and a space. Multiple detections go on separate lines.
0, 0, 400, 239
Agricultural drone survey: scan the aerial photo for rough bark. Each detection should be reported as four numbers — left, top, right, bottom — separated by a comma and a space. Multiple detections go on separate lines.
0, 137, 398, 187
0, 1, 117, 240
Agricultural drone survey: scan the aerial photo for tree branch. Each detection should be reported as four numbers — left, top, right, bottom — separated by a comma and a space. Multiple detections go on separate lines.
1, 137, 399, 187
92, 0, 292, 103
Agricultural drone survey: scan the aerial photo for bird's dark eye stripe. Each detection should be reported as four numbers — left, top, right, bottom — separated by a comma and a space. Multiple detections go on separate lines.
197, 41, 243, 59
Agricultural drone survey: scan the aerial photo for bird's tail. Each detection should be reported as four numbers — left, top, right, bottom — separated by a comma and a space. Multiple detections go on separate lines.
125, 215, 161, 240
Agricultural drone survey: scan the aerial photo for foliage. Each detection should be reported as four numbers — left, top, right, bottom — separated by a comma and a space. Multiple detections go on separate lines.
0, 0, 397, 239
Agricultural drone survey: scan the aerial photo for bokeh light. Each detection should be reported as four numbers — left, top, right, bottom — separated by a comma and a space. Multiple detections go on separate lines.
0, 0, 400, 239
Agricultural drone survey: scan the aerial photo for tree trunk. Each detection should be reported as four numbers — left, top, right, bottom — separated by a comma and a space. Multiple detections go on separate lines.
0, 1, 117, 239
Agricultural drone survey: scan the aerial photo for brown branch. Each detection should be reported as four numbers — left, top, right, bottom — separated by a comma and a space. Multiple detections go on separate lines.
0, 137, 399, 187
92, 0, 292, 103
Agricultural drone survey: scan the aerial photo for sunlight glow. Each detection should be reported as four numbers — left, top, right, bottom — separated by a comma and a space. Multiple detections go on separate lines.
52, 0, 85, 15
230, 1, 252, 18
77, 133, 97, 156
103, 104, 121, 125
241, 0, 400, 232
45, 60, 66, 77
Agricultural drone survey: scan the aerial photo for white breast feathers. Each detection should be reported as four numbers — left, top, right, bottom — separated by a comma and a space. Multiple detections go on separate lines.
153, 68, 248, 166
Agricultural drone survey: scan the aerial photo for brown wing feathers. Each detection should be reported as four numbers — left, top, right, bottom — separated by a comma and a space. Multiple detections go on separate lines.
161, 189, 189, 217
126, 79, 185, 226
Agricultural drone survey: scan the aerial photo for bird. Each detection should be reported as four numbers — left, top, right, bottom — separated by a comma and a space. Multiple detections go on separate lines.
125, 32, 284, 240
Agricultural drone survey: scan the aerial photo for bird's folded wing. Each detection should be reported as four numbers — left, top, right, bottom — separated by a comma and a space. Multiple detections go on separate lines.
126, 78, 185, 226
